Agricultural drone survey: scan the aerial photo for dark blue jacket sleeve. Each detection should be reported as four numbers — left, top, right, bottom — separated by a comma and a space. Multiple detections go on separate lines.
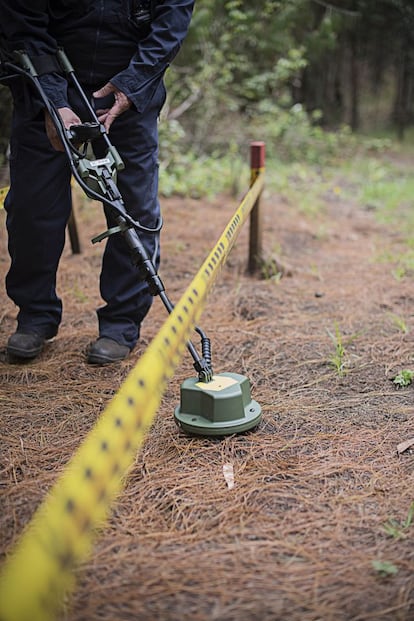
0, 0, 69, 108
0, 0, 55, 55
111, 0, 195, 112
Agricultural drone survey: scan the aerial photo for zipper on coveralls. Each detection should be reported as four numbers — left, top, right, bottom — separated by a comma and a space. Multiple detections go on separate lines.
88, 0, 105, 84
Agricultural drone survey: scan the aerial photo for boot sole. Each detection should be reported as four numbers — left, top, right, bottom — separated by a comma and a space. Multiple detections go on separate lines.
87, 353, 128, 365
7, 345, 43, 359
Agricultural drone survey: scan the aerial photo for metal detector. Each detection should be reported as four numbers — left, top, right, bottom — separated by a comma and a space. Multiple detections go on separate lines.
0, 48, 261, 436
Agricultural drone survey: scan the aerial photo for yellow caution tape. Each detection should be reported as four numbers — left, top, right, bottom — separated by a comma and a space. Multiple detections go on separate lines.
0, 185, 9, 206
0, 170, 264, 621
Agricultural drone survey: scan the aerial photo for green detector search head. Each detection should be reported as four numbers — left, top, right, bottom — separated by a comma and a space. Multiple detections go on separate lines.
174, 372, 262, 436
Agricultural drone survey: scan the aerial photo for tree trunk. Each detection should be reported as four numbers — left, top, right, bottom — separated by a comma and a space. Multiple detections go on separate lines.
393, 46, 410, 141
349, 31, 360, 131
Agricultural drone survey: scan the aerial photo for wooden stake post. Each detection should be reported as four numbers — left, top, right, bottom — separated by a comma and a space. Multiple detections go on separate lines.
248, 141, 265, 273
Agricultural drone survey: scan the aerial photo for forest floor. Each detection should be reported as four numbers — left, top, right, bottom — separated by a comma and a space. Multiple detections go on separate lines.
0, 151, 413, 621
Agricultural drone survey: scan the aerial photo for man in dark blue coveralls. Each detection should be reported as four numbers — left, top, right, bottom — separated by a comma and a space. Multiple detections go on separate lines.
0, 0, 194, 364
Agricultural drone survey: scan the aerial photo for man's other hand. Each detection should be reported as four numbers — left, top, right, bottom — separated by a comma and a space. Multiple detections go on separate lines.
93, 83, 132, 132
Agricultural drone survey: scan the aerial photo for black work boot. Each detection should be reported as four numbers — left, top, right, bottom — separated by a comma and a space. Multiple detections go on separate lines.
7, 331, 50, 360
87, 337, 130, 365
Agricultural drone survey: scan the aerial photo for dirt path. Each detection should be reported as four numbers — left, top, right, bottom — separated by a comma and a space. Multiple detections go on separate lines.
0, 172, 413, 620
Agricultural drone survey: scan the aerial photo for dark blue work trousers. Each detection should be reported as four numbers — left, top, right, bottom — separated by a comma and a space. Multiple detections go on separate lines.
5, 81, 165, 350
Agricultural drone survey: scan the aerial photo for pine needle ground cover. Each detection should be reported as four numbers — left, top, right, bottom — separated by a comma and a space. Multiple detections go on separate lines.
0, 152, 413, 620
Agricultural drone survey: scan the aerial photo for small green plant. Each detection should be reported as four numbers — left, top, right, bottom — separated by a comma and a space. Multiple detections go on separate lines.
326, 323, 347, 375
260, 257, 283, 282
383, 502, 414, 540
71, 281, 88, 303
388, 313, 409, 334
309, 263, 321, 279
392, 266, 406, 281
371, 560, 398, 577
393, 369, 414, 388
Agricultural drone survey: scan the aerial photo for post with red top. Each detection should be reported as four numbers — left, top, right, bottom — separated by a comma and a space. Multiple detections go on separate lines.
248, 141, 265, 274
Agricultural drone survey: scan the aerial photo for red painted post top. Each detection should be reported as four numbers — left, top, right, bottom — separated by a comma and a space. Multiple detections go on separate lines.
250, 141, 265, 169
